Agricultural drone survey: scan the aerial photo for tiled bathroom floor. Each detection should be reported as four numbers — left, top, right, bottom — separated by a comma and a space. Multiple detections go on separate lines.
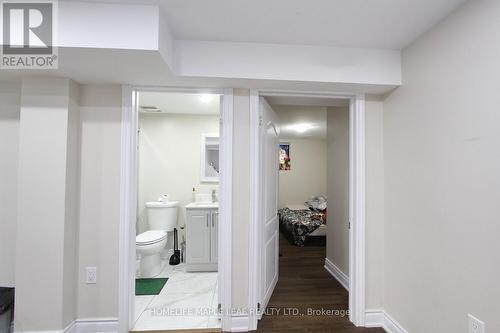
133, 262, 220, 331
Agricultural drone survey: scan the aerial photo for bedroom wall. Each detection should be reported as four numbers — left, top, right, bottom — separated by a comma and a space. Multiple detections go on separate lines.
278, 139, 327, 208
0, 82, 21, 288
326, 107, 350, 276
382, 0, 500, 331
138, 112, 219, 234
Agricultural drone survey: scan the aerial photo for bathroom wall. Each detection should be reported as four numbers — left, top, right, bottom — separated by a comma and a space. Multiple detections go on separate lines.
0, 82, 21, 288
138, 112, 219, 235
278, 138, 327, 208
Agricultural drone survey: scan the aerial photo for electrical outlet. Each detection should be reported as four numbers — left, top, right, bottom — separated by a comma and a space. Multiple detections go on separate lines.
468, 314, 485, 333
86, 267, 97, 284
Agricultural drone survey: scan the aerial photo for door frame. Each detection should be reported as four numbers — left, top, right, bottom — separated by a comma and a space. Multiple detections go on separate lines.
118, 86, 234, 332
248, 90, 366, 329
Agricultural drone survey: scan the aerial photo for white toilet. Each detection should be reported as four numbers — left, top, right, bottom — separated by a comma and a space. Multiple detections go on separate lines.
136, 201, 178, 278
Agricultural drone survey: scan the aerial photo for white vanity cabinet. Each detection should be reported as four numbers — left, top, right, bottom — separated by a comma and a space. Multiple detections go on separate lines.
185, 206, 218, 271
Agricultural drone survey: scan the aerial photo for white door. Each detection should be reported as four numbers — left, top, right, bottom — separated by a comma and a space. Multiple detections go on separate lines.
259, 97, 280, 314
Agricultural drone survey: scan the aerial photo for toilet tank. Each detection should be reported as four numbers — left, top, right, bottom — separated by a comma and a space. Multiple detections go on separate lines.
146, 201, 178, 231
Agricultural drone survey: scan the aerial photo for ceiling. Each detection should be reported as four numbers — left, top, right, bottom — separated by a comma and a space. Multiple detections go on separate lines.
138, 91, 220, 114
273, 105, 328, 140
77, 0, 467, 49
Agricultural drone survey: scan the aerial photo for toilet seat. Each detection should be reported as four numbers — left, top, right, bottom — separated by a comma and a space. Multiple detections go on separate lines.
136, 230, 168, 246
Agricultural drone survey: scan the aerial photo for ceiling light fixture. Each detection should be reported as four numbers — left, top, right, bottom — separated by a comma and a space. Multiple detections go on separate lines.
288, 123, 315, 133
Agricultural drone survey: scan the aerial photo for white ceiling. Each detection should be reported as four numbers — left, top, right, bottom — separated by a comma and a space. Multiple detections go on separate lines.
80, 0, 467, 49
273, 105, 328, 140
138, 91, 220, 114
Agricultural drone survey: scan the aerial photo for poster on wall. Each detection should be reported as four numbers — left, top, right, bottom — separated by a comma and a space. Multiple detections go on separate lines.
279, 143, 291, 171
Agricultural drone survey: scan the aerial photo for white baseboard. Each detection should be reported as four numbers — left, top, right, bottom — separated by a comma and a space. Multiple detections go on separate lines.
15, 318, 118, 333
73, 318, 118, 333
365, 310, 408, 333
230, 315, 250, 332
324, 258, 349, 291
14, 321, 75, 333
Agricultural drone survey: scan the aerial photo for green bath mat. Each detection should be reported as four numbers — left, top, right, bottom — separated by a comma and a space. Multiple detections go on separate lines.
135, 278, 168, 296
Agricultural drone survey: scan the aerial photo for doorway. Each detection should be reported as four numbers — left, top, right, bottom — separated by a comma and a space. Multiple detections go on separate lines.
248, 91, 366, 329
119, 87, 233, 332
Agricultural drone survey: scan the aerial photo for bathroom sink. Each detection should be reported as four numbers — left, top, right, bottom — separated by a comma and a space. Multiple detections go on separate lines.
185, 202, 219, 209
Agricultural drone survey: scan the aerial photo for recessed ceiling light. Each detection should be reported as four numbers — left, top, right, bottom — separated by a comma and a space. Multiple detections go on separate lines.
199, 94, 213, 103
288, 123, 315, 133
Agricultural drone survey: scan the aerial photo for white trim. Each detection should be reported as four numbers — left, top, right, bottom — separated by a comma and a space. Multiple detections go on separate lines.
118, 85, 138, 333
349, 93, 366, 326
14, 329, 67, 333
324, 258, 349, 291
247, 89, 260, 329
229, 315, 250, 332
118, 87, 233, 332
73, 318, 119, 333
200, 133, 220, 183
13, 320, 76, 333
248, 90, 366, 329
365, 310, 409, 333
14, 319, 118, 333
219, 88, 234, 331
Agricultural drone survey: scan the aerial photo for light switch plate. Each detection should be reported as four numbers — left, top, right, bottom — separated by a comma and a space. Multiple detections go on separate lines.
468, 314, 485, 333
86, 267, 97, 284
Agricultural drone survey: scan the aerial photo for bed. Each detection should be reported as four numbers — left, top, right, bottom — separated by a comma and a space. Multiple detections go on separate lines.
278, 202, 327, 246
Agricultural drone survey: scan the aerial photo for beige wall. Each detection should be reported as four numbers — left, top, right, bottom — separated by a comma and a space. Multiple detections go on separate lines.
325, 107, 350, 275
383, 0, 500, 331
15, 78, 80, 331
62, 81, 81, 326
0, 82, 20, 288
278, 139, 327, 208
138, 113, 219, 235
77, 85, 122, 319
324, 101, 386, 310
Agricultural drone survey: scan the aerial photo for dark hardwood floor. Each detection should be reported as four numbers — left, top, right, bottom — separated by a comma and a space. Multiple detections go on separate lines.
256, 233, 385, 333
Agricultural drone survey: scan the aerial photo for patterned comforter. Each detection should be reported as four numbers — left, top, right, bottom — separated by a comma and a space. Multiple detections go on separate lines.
278, 208, 325, 246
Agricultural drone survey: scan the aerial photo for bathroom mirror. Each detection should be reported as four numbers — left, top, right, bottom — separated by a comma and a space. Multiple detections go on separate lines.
201, 134, 219, 183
